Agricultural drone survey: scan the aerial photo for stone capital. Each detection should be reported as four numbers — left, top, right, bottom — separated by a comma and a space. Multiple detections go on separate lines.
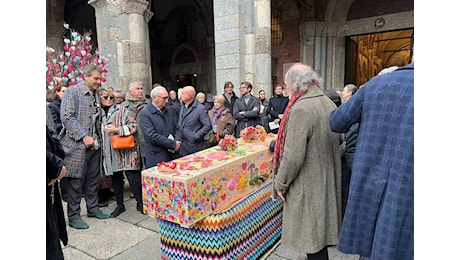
118, 0, 148, 15
88, 0, 119, 10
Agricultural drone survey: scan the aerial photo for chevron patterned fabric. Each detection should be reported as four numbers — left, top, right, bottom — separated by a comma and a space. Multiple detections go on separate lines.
158, 183, 283, 259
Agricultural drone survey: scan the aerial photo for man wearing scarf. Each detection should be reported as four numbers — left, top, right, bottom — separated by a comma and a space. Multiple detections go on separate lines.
119, 81, 148, 213
273, 63, 342, 260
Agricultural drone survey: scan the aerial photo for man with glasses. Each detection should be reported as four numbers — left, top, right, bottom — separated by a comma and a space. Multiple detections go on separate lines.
223, 81, 238, 112
139, 85, 181, 168
233, 81, 260, 137
113, 89, 125, 104
59, 64, 110, 229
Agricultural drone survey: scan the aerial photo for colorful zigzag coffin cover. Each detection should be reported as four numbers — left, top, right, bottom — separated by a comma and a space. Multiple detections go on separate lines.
158, 183, 283, 260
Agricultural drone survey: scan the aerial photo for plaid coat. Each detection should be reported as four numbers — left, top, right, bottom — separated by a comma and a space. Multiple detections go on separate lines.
59, 83, 101, 178
329, 63, 414, 259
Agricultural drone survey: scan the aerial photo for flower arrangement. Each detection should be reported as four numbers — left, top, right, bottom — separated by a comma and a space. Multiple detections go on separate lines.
239, 125, 267, 143
218, 135, 237, 151
156, 161, 177, 172
46, 23, 111, 90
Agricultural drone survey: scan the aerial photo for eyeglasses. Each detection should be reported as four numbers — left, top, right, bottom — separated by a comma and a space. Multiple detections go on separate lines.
102, 96, 115, 101
240, 86, 248, 90
156, 95, 169, 100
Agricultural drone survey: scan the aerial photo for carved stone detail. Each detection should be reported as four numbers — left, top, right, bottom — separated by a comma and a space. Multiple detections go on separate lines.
118, 0, 148, 15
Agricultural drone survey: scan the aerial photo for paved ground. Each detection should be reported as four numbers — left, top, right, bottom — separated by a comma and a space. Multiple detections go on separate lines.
61, 183, 359, 260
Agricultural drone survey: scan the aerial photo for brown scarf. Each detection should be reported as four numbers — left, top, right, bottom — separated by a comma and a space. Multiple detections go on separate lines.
273, 90, 304, 169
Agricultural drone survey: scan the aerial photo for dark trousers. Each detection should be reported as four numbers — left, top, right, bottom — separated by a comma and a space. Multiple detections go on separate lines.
66, 149, 101, 222
111, 170, 142, 207
59, 178, 69, 202
307, 246, 329, 260
341, 155, 351, 218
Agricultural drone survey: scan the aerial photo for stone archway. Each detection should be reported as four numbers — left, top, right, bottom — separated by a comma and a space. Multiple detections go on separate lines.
301, 0, 413, 89
170, 43, 203, 91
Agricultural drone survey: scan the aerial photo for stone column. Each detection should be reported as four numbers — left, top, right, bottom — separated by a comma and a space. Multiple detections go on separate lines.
46, 0, 65, 50
300, 21, 341, 90
89, 0, 152, 93
214, 0, 271, 96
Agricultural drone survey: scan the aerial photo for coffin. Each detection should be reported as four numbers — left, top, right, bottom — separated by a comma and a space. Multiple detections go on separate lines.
141, 135, 276, 228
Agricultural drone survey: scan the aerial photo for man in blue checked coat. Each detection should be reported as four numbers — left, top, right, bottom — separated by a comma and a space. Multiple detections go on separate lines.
329, 62, 414, 260
59, 64, 110, 229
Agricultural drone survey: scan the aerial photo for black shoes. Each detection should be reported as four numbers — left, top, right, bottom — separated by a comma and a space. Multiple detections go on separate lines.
110, 205, 126, 218
136, 203, 145, 215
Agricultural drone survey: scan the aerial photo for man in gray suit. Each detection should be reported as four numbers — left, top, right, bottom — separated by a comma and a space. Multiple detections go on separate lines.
59, 64, 110, 229
176, 86, 212, 156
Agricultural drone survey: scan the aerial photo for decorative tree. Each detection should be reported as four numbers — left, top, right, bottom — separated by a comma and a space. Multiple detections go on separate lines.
46, 23, 111, 90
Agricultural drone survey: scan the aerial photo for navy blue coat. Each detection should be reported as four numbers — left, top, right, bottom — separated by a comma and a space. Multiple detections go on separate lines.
138, 102, 178, 169
176, 99, 212, 156
329, 63, 414, 259
48, 99, 63, 134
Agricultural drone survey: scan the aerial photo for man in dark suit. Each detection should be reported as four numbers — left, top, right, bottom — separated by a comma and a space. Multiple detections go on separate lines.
232, 81, 260, 137
176, 86, 212, 156
139, 85, 181, 168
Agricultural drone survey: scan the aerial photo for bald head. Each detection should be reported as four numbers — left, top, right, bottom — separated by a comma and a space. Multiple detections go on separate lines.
182, 86, 196, 104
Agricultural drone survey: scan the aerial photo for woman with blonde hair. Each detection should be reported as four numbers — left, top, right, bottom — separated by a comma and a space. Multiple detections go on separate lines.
206, 95, 236, 146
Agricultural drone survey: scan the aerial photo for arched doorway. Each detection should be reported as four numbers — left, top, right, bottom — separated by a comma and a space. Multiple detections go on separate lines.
324, 0, 413, 89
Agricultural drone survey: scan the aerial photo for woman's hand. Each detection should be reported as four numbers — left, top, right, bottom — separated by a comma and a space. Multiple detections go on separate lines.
104, 125, 119, 134
48, 165, 66, 186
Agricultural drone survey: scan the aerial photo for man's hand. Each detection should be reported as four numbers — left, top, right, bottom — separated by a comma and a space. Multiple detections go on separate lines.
83, 136, 94, 148
276, 190, 285, 202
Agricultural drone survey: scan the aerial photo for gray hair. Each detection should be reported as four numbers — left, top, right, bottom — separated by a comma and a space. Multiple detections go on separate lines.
83, 64, 103, 77
114, 89, 124, 96
151, 85, 166, 97
196, 92, 205, 99
128, 81, 143, 91
344, 84, 358, 95
285, 63, 324, 92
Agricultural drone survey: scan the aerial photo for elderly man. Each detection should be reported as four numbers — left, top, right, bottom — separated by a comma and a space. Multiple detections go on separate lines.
59, 64, 110, 229
273, 63, 342, 260
113, 89, 125, 104
167, 89, 181, 122
176, 86, 212, 156
139, 85, 181, 168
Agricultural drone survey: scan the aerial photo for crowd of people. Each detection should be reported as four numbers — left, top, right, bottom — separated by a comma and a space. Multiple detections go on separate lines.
46, 58, 413, 259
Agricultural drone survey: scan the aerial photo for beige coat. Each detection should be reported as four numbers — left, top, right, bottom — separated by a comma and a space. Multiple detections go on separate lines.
274, 87, 342, 254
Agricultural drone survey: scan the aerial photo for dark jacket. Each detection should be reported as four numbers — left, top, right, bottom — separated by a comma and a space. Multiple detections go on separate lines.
223, 91, 238, 112
167, 99, 181, 123
176, 99, 212, 156
48, 99, 63, 134
139, 102, 178, 168
267, 94, 289, 121
46, 126, 68, 260
232, 94, 260, 137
